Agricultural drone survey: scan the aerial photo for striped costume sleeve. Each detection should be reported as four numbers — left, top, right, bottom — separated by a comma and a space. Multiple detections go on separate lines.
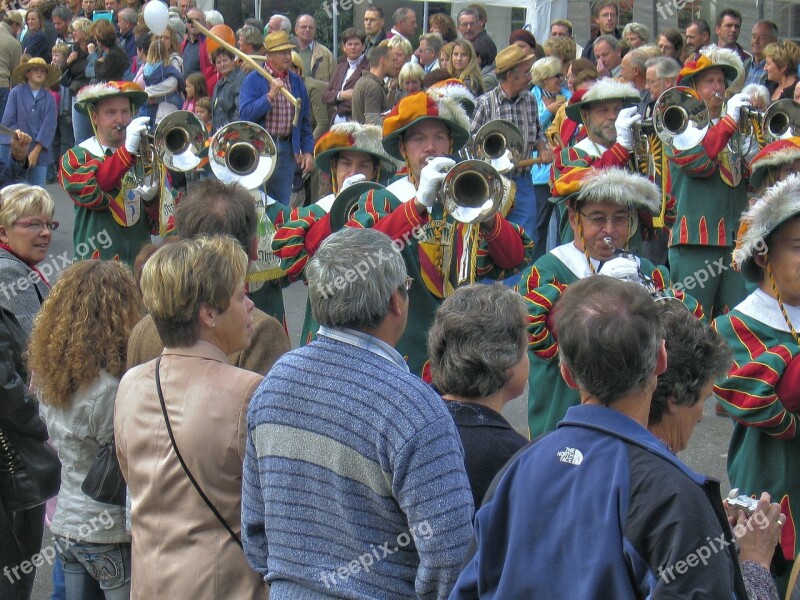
713, 316, 800, 439
518, 262, 567, 360
550, 144, 631, 195
60, 145, 132, 210
349, 189, 423, 239
271, 204, 327, 280
666, 117, 737, 178
476, 217, 534, 280
642, 262, 706, 321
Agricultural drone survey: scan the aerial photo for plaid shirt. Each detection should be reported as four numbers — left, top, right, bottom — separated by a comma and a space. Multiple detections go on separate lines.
263, 64, 294, 138
471, 85, 546, 169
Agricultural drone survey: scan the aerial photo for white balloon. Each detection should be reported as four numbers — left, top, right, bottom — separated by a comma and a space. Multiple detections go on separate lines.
143, 1, 169, 35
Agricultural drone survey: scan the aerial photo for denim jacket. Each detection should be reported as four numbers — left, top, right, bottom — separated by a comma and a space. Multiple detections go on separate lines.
41, 370, 129, 543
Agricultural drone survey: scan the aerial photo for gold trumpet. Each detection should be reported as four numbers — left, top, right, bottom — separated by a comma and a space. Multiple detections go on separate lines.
191, 19, 301, 125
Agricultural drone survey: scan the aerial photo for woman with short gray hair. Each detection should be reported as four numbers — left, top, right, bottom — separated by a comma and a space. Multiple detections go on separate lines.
428, 283, 528, 507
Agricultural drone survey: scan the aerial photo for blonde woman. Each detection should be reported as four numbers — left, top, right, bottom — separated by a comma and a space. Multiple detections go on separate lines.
398, 61, 425, 96
0, 184, 56, 337
765, 39, 800, 102
450, 39, 484, 96
29, 260, 144, 599
440, 41, 455, 73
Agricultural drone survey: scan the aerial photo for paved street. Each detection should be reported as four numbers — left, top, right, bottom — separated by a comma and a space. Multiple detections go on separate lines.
28, 181, 735, 598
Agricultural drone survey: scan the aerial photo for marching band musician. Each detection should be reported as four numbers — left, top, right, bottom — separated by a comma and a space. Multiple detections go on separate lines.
550, 78, 675, 254
272, 122, 397, 343
519, 168, 702, 438
748, 136, 800, 198
239, 31, 314, 206
666, 44, 750, 318
714, 174, 800, 595
348, 90, 534, 377
60, 81, 168, 265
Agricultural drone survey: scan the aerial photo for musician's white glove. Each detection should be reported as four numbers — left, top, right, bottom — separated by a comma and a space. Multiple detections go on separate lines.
125, 116, 151, 155
134, 181, 159, 202
726, 93, 750, 124
614, 106, 641, 151
341, 173, 366, 191
600, 256, 640, 281
417, 157, 455, 209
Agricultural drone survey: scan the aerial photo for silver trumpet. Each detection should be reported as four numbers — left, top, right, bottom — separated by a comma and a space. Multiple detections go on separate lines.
600, 236, 661, 297
652, 86, 710, 150
209, 121, 277, 189
440, 159, 505, 224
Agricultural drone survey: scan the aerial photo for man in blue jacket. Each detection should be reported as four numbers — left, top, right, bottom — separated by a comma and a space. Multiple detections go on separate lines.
450, 276, 749, 599
239, 30, 313, 205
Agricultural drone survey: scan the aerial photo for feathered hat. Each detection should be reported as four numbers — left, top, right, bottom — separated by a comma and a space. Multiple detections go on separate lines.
314, 123, 397, 178
748, 137, 800, 191
75, 81, 148, 115
678, 44, 745, 93
551, 167, 660, 213
427, 79, 477, 117
382, 90, 471, 161
733, 173, 800, 281
564, 78, 640, 122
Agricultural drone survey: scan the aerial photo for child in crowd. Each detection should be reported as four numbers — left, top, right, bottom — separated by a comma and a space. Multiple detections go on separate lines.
0, 57, 59, 186
140, 39, 184, 128
49, 43, 70, 184
182, 72, 207, 113
194, 96, 212, 179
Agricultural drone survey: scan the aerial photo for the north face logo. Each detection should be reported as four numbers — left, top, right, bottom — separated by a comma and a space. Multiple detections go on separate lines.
557, 447, 583, 465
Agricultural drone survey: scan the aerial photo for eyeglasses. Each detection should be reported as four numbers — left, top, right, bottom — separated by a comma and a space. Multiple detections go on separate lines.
578, 212, 629, 228
13, 219, 59, 232
404, 276, 413, 291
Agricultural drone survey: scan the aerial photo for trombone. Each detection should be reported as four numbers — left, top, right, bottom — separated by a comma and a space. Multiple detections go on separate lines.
191, 19, 301, 125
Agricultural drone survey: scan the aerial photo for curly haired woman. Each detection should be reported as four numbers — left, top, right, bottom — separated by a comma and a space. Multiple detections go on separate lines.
28, 260, 143, 600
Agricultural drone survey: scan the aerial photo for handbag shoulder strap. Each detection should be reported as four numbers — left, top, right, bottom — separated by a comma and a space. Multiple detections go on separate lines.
155, 356, 242, 548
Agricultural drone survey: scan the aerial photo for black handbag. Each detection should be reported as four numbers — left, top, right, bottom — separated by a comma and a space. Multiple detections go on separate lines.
0, 425, 61, 512
81, 440, 126, 506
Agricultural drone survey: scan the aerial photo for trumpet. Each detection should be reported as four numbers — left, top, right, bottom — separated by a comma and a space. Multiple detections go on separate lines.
133, 111, 207, 184
209, 121, 277, 189
652, 86, 710, 150
631, 119, 656, 179
440, 159, 505, 224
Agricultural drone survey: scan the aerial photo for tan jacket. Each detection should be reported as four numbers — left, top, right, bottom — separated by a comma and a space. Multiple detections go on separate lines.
115, 341, 267, 599
126, 307, 289, 375
309, 41, 335, 83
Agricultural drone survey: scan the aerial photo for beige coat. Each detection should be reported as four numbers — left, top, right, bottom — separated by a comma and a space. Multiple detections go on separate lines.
115, 341, 267, 599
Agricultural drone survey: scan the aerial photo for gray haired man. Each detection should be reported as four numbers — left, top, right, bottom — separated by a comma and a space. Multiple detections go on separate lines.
242, 228, 473, 599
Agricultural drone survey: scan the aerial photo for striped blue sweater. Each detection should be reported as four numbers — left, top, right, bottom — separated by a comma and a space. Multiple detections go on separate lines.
242, 331, 475, 600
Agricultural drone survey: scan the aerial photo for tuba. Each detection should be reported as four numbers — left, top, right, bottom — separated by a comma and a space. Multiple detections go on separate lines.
209, 121, 277, 189
652, 86, 710, 150
440, 159, 506, 224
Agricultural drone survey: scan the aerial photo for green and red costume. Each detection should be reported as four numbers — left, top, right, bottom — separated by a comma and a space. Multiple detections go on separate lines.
714, 289, 800, 565
520, 242, 702, 438
666, 116, 749, 317
60, 138, 162, 266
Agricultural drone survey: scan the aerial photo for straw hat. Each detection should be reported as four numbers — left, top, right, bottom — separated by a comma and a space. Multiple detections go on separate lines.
382, 90, 470, 161
75, 81, 148, 115
12, 57, 60, 88
264, 31, 296, 53
494, 44, 534, 76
